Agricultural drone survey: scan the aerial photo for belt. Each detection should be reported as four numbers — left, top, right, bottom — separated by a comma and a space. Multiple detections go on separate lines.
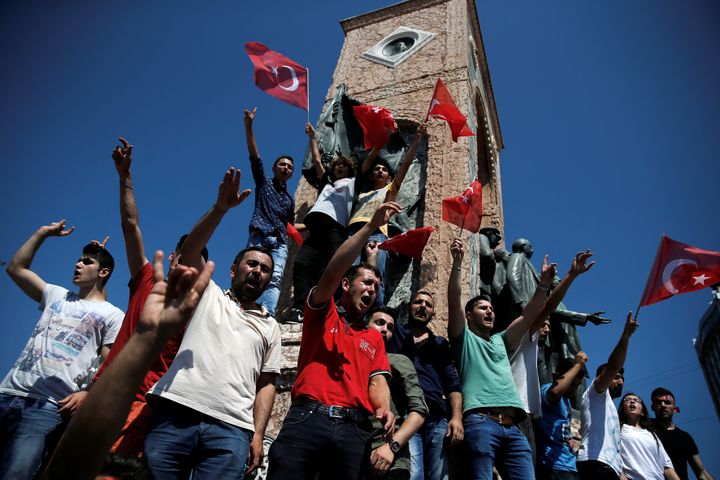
465, 408, 516, 426
293, 397, 368, 423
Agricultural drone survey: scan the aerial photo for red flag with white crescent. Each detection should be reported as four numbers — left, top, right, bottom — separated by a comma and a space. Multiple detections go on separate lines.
379, 227, 436, 259
639, 235, 720, 306
352, 105, 398, 149
441, 179, 483, 233
245, 42, 308, 110
426, 78, 474, 142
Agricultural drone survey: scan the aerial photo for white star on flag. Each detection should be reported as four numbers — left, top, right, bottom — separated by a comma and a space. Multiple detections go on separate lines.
692, 273, 711, 285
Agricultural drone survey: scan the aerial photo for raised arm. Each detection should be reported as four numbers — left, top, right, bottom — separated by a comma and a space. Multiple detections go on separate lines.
447, 238, 465, 340
390, 123, 426, 194
7, 221, 75, 302
244, 107, 260, 159
546, 351, 588, 404
113, 137, 148, 279
594, 312, 638, 393
305, 123, 325, 180
532, 250, 595, 333
246, 372, 278, 476
361, 146, 382, 176
181, 168, 251, 271
505, 256, 556, 352
309, 201, 401, 307
42, 252, 214, 480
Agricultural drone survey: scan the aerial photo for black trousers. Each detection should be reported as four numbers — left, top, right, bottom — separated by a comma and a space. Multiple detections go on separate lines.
267, 403, 372, 480
292, 214, 347, 309
577, 461, 620, 480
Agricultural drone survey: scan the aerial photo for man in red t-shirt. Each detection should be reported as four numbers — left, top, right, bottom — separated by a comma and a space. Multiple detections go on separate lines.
268, 201, 401, 479
93, 138, 208, 456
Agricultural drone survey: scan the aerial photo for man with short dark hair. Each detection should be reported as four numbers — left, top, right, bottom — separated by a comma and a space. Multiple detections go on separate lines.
268, 201, 401, 479
366, 305, 428, 480
143, 167, 281, 479
576, 314, 638, 480
1, 222, 124, 478
535, 352, 589, 480
387, 289, 463, 480
651, 388, 714, 480
243, 107, 295, 316
447, 238, 555, 480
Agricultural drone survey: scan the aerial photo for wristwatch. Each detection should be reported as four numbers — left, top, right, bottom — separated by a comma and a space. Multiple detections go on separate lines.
388, 439, 401, 454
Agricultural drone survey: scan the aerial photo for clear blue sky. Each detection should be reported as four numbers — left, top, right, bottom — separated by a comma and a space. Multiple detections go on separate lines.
1, 0, 718, 473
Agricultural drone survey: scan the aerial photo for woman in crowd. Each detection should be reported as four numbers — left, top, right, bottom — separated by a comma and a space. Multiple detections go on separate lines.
618, 393, 681, 480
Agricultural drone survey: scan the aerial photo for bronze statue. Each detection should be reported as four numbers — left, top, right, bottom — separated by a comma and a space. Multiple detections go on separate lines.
498, 238, 610, 399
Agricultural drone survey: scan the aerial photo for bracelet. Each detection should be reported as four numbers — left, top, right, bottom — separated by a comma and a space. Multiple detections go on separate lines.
537, 284, 550, 292
121, 181, 134, 190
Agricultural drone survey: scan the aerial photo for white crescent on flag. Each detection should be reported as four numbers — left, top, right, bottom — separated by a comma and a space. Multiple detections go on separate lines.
271, 65, 300, 92
662, 258, 697, 294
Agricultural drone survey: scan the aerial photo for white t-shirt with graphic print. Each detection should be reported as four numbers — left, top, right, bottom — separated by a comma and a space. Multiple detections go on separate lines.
0, 284, 123, 403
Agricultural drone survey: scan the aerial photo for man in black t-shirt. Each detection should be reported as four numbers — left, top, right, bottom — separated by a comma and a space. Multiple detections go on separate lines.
651, 387, 714, 480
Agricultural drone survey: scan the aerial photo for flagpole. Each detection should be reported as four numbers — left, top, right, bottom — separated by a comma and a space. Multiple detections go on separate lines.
306, 67, 310, 125
633, 305, 641, 321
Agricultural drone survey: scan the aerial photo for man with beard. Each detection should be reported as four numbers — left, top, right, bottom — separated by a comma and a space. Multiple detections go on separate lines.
576, 314, 639, 480
267, 201, 400, 480
650, 387, 714, 480
388, 290, 463, 480
144, 168, 282, 479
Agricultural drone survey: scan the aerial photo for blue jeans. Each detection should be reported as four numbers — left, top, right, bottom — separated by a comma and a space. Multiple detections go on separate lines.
0, 393, 67, 480
267, 402, 372, 479
247, 231, 288, 316
463, 413, 534, 480
409, 416, 449, 480
144, 399, 253, 480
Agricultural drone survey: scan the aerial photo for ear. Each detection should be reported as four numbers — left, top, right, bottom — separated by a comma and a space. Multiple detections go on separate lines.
230, 263, 237, 279
464, 310, 472, 323
98, 267, 110, 280
341, 276, 350, 293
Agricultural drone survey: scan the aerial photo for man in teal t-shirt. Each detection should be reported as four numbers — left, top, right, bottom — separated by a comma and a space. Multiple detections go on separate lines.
447, 238, 555, 480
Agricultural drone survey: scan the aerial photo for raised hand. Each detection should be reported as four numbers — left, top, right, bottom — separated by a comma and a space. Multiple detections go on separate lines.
137, 251, 214, 338
43, 220, 75, 238
112, 137, 133, 178
623, 311, 639, 337
569, 250, 595, 277
575, 351, 589, 365
450, 238, 464, 264
244, 107, 257, 127
364, 241, 379, 261
89, 236, 110, 249
540, 255, 558, 285
369, 201, 402, 230
216, 167, 251, 213
305, 123, 316, 139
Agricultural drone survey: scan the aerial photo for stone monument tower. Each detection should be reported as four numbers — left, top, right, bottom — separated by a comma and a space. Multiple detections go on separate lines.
267, 0, 505, 438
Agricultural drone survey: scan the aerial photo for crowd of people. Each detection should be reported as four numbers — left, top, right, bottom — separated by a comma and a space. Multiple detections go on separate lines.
0, 115, 714, 480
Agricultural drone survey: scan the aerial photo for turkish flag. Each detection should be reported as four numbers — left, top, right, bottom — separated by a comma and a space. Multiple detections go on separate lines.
426, 78, 475, 142
286, 223, 304, 246
352, 105, 398, 149
441, 179, 483, 233
245, 42, 308, 110
639, 235, 720, 306
379, 227, 436, 259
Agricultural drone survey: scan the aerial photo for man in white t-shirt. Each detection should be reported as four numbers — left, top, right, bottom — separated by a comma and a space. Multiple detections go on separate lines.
577, 313, 639, 480
144, 167, 282, 479
1, 222, 124, 479
509, 250, 597, 462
